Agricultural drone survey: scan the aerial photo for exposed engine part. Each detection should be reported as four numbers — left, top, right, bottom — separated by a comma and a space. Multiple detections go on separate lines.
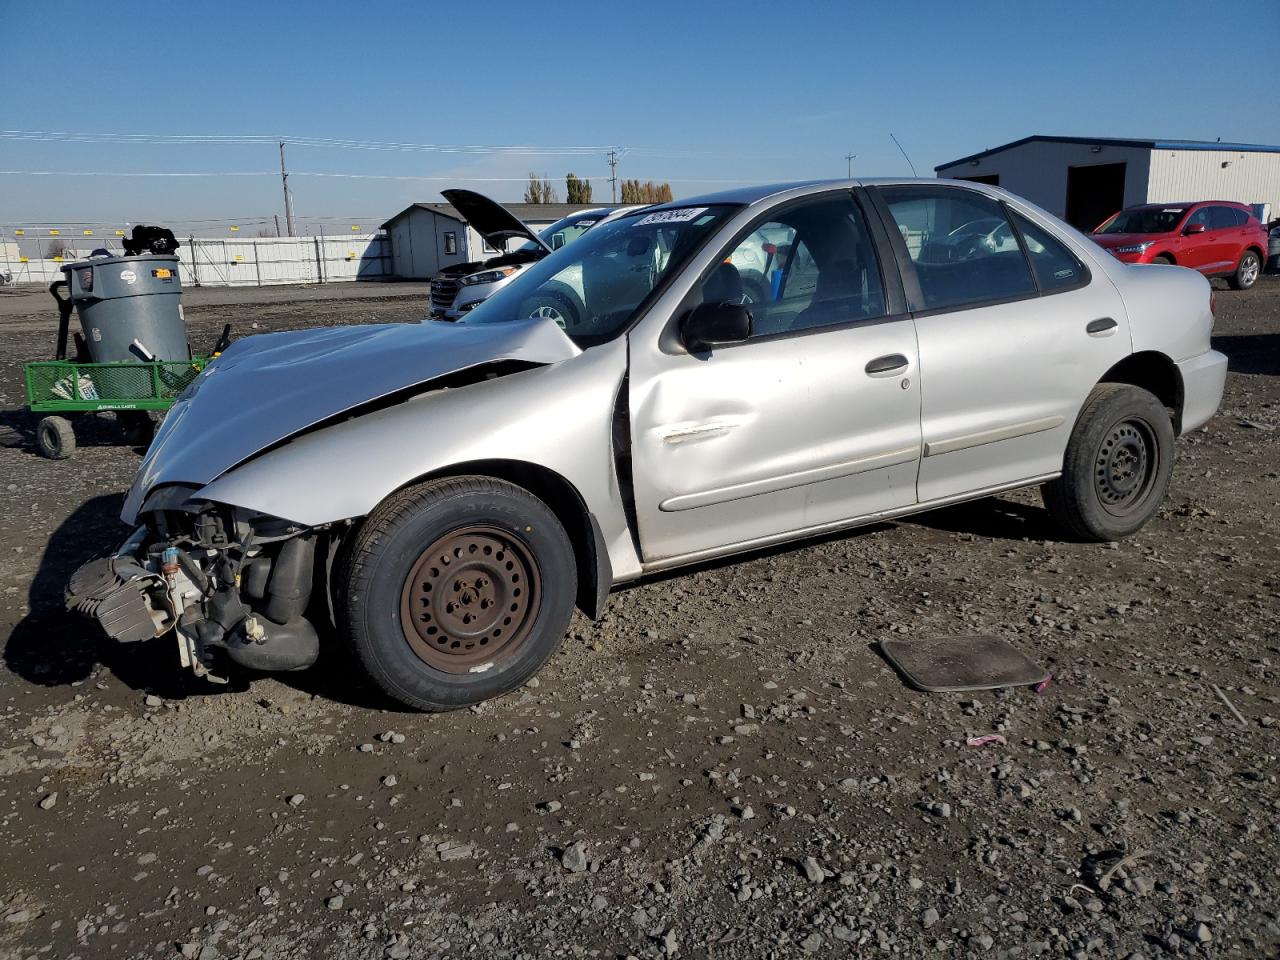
66, 505, 326, 682
225, 616, 319, 672
66, 549, 172, 644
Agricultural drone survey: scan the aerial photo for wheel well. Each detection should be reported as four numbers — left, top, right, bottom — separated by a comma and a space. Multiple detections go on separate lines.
1244, 245, 1265, 262
1099, 352, 1184, 430
1153, 251, 1176, 264
395, 459, 607, 619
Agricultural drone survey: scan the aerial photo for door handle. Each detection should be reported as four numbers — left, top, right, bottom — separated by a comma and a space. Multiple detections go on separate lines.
865, 353, 909, 376
1086, 317, 1118, 336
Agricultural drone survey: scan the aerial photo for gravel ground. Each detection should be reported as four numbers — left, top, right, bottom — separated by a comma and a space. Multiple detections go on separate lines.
0, 276, 1276, 960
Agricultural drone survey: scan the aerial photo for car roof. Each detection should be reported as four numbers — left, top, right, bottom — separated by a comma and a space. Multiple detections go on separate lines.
642, 178, 952, 210
1125, 200, 1249, 211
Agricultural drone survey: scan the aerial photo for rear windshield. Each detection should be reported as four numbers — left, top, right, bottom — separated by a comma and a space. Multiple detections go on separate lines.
1096, 207, 1187, 235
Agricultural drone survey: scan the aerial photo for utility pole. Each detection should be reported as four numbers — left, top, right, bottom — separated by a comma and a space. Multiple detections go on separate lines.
607, 149, 618, 204
279, 140, 295, 237
273, 214, 281, 237
845, 152, 857, 178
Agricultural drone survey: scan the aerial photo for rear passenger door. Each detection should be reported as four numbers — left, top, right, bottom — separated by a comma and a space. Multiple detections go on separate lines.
871, 184, 1131, 504
1206, 205, 1246, 274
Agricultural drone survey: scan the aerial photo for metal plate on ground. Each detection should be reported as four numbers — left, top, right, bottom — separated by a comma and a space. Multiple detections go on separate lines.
879, 635, 1050, 693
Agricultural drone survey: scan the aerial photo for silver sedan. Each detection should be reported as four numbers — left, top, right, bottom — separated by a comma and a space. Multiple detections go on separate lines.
70, 179, 1227, 711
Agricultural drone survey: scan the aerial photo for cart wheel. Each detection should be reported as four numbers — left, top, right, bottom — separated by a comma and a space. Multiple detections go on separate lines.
36, 416, 76, 460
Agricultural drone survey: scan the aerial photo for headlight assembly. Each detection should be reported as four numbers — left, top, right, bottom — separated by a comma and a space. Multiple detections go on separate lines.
460, 267, 517, 286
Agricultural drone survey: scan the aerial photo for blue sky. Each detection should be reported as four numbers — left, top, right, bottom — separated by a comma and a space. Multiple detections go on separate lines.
4, 0, 1278, 233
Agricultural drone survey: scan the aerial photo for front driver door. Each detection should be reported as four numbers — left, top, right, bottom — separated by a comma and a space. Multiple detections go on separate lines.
628, 191, 922, 564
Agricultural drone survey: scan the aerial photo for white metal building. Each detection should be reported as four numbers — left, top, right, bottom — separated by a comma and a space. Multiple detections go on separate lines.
381, 202, 597, 279
935, 136, 1280, 230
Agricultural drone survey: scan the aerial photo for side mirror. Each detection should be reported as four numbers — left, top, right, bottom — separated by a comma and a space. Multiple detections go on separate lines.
682, 301, 752, 350
1184, 223, 1206, 235
550, 233, 565, 250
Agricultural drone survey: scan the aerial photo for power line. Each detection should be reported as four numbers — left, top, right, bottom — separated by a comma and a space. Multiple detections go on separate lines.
0, 169, 277, 177
0, 169, 761, 184
0, 129, 615, 156
0, 129, 816, 161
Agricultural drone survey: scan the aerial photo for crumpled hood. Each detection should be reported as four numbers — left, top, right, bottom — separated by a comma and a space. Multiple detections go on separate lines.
122, 317, 579, 523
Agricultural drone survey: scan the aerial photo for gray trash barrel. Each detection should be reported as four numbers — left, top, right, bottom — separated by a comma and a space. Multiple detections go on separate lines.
63, 254, 189, 363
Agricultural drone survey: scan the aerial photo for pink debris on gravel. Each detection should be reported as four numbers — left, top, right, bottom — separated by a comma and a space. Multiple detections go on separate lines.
965, 734, 1007, 748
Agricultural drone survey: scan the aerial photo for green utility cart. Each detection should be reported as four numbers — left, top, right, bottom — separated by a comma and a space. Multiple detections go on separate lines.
24, 356, 208, 459
23, 258, 223, 459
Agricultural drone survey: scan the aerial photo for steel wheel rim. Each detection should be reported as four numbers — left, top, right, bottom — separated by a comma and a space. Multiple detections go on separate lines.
1094, 417, 1159, 517
399, 525, 541, 674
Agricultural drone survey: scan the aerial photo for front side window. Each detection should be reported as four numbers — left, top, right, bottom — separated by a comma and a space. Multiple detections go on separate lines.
879, 186, 1035, 311
1184, 207, 1211, 231
702, 194, 886, 337
1010, 211, 1088, 293
463, 205, 734, 347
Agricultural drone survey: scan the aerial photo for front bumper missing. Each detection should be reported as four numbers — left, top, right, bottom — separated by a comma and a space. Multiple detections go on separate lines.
66, 526, 228, 683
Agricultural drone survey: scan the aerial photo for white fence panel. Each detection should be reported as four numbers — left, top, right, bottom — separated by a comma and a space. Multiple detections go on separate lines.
2, 233, 392, 288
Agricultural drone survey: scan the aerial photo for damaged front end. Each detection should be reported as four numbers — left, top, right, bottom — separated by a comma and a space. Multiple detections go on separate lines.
67, 488, 326, 683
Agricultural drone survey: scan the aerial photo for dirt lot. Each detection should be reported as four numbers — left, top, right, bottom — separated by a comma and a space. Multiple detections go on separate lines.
0, 277, 1276, 960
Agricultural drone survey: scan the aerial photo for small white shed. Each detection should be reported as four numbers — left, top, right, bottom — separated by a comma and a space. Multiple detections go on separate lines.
381, 202, 598, 279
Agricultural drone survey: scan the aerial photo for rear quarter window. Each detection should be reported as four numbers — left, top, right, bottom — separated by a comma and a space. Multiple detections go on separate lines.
1009, 211, 1089, 293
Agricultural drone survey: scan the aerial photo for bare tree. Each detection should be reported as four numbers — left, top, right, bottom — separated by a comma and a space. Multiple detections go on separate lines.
524, 173, 558, 204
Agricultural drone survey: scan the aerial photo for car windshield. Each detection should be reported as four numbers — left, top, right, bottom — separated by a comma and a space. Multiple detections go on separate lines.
510, 212, 606, 253
1096, 207, 1187, 234
461, 205, 734, 347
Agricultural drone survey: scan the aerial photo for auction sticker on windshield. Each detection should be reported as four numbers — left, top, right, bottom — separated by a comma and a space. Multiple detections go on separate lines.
637, 208, 707, 226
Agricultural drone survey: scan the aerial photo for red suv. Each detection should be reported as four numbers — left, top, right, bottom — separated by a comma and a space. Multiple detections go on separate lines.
1091, 201, 1267, 290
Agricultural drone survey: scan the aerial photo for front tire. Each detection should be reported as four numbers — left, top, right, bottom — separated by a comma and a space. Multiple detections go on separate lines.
1042, 384, 1174, 542
343, 477, 577, 711
1229, 250, 1261, 290
521, 289, 580, 330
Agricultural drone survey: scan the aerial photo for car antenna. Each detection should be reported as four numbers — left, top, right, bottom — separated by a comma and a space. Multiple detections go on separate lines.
889, 133, 919, 178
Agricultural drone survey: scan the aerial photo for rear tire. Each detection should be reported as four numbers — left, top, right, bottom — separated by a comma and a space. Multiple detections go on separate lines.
1042, 384, 1174, 542
342, 476, 577, 711
35, 416, 75, 460
1228, 250, 1261, 290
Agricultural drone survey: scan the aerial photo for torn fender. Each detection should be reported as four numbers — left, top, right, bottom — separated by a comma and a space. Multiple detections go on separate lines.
122, 317, 580, 523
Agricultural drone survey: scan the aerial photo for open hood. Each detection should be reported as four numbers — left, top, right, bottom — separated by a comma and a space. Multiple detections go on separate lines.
442, 189, 552, 255
121, 317, 579, 523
